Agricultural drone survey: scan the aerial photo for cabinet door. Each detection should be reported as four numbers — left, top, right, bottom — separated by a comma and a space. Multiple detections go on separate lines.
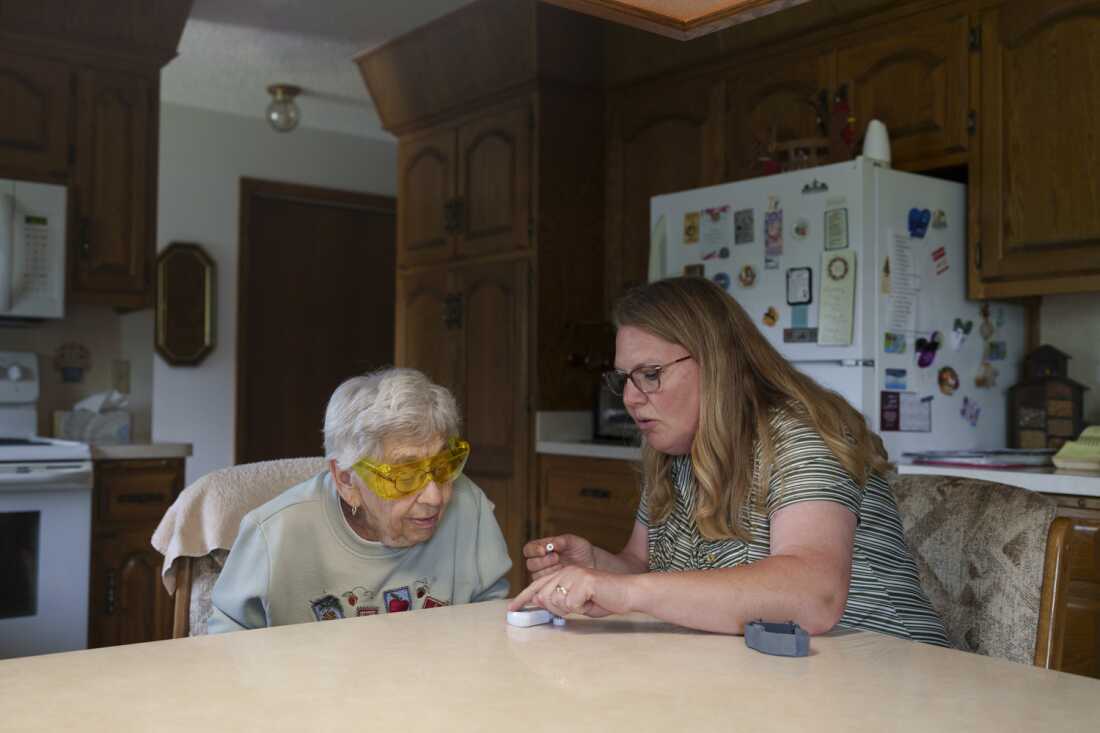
89, 527, 174, 648
451, 259, 529, 593
976, 1, 1100, 289
456, 104, 531, 258
72, 69, 155, 305
394, 266, 458, 396
0, 49, 71, 179
837, 12, 970, 167
398, 128, 456, 266
605, 75, 725, 311
539, 454, 640, 556
726, 51, 833, 182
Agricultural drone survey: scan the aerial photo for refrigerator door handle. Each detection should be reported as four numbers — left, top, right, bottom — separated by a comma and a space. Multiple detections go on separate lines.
788, 359, 875, 367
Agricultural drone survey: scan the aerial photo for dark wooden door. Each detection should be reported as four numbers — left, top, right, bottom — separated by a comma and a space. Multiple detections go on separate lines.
456, 103, 531, 258
837, 11, 970, 168
605, 75, 725, 311
237, 179, 396, 463
398, 128, 455, 267
72, 68, 155, 303
0, 49, 71, 180
725, 50, 834, 182
450, 258, 529, 593
977, 0, 1100, 284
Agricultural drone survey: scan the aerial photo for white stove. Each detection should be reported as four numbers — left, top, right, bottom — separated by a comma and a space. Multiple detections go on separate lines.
0, 351, 93, 659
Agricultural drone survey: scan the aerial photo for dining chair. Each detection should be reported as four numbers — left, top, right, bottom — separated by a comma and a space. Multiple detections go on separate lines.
151, 457, 327, 637
891, 472, 1097, 674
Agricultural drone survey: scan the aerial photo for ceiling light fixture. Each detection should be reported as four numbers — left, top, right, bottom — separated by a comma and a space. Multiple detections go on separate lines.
266, 84, 301, 132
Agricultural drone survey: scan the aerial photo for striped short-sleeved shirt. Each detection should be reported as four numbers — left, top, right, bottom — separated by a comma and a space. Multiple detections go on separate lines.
639, 409, 950, 647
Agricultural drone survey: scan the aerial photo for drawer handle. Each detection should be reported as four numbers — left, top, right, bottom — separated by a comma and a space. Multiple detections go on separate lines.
117, 492, 166, 504
579, 487, 611, 500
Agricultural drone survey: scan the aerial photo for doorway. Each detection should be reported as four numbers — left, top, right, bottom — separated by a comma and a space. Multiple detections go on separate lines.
236, 178, 396, 463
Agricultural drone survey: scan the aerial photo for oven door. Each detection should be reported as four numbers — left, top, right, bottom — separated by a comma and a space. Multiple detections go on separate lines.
0, 461, 92, 659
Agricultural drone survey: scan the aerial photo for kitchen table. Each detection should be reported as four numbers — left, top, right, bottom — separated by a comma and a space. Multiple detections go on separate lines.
1, 599, 1096, 731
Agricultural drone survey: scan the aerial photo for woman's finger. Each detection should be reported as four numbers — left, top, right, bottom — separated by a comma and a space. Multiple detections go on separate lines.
507, 572, 556, 611
522, 536, 565, 559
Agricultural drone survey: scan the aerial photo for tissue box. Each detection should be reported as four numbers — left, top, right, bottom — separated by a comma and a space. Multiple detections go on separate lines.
53, 410, 132, 445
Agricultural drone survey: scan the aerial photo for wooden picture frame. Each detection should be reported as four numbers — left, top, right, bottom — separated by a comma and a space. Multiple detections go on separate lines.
156, 242, 216, 366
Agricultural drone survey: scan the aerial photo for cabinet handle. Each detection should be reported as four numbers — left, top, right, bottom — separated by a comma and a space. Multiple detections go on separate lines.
579, 487, 611, 500
443, 293, 463, 330
443, 197, 465, 234
105, 570, 116, 615
117, 492, 167, 504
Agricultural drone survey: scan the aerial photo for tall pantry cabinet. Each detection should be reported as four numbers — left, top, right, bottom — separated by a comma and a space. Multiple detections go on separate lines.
357, 0, 606, 592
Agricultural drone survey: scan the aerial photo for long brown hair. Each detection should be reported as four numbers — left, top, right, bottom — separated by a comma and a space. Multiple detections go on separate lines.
613, 277, 888, 542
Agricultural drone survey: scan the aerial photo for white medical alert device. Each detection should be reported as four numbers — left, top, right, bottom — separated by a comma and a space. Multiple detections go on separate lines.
506, 608, 563, 627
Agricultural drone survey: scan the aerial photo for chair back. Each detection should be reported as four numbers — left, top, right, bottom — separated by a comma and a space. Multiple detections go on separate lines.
152, 457, 327, 637
890, 473, 1057, 664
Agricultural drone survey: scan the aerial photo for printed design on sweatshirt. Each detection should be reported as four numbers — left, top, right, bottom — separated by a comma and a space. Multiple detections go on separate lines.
413, 576, 438, 600
309, 594, 345, 621
383, 586, 413, 613
422, 596, 449, 609
341, 586, 378, 617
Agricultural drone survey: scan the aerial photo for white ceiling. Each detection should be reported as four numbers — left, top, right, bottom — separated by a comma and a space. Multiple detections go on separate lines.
161, 0, 478, 140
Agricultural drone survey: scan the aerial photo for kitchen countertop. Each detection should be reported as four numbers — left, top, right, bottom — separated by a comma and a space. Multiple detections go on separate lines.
1, 599, 1096, 731
535, 410, 641, 461
90, 443, 192, 460
897, 463, 1100, 498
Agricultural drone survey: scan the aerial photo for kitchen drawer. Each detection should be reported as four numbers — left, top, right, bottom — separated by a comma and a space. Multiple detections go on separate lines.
540, 454, 640, 521
95, 459, 182, 523
540, 512, 636, 556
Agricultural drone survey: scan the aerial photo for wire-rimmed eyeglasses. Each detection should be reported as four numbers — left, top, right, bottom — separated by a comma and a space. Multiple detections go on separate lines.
602, 355, 693, 396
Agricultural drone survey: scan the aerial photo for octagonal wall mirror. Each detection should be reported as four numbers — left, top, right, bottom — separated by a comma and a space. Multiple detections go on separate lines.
156, 242, 216, 366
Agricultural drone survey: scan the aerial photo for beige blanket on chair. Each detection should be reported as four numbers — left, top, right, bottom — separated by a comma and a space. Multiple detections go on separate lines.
151, 457, 327, 594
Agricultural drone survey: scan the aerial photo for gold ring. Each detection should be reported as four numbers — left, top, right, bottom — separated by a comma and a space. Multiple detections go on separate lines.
554, 584, 568, 596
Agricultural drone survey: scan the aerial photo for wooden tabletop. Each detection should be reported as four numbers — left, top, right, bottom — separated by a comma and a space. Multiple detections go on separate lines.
2, 600, 1096, 731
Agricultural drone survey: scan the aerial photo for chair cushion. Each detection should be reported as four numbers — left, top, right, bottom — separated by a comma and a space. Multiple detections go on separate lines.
890, 473, 1056, 664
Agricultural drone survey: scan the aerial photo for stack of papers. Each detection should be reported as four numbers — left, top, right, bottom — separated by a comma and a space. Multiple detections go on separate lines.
901, 449, 1055, 469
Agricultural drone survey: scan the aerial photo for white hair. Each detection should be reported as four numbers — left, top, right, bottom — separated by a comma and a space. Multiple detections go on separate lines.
323, 368, 461, 469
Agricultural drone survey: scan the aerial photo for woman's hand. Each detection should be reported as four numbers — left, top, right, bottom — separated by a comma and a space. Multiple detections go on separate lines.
522, 534, 596, 579
507, 565, 634, 618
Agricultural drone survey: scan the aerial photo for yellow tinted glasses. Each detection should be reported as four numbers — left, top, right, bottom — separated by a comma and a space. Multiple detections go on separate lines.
352, 437, 470, 500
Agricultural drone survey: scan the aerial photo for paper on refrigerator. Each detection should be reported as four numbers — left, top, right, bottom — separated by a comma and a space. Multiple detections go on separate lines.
886, 231, 920, 334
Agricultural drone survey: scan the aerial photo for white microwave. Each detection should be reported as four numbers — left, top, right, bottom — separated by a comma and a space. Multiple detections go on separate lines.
0, 178, 68, 319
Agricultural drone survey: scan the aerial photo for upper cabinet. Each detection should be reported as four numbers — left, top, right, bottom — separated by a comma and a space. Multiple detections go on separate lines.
0, 0, 190, 308
973, 0, 1100, 297
72, 69, 156, 306
0, 49, 71, 181
725, 50, 833, 182
837, 10, 971, 169
397, 103, 531, 267
605, 74, 724, 309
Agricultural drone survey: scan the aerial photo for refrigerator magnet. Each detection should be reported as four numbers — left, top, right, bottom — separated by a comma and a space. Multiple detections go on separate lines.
739, 264, 757, 288
931, 209, 947, 229
683, 212, 701, 244
762, 306, 779, 327
885, 368, 908, 390
907, 208, 931, 238
824, 208, 848, 250
975, 361, 999, 388
915, 331, 942, 368
884, 332, 907, 354
793, 217, 810, 240
786, 267, 812, 305
712, 272, 732, 291
734, 209, 754, 244
938, 367, 959, 395
950, 319, 972, 350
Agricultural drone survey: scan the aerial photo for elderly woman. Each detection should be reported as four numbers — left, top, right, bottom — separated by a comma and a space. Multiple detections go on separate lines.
510, 277, 948, 645
208, 368, 511, 632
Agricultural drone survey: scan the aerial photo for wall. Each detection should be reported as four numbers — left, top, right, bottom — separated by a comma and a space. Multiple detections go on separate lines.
1040, 293, 1100, 425
0, 305, 152, 442
153, 102, 396, 484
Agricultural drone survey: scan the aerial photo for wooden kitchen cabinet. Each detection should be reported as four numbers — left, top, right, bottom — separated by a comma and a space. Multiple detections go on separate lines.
725, 50, 833, 183
605, 73, 725, 310
972, 0, 1100, 297
836, 9, 971, 169
396, 102, 531, 267
71, 68, 157, 308
89, 458, 184, 649
0, 48, 71, 181
538, 454, 640, 555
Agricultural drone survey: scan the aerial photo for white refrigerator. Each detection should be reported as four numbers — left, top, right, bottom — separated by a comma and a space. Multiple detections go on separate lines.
650, 158, 1023, 460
